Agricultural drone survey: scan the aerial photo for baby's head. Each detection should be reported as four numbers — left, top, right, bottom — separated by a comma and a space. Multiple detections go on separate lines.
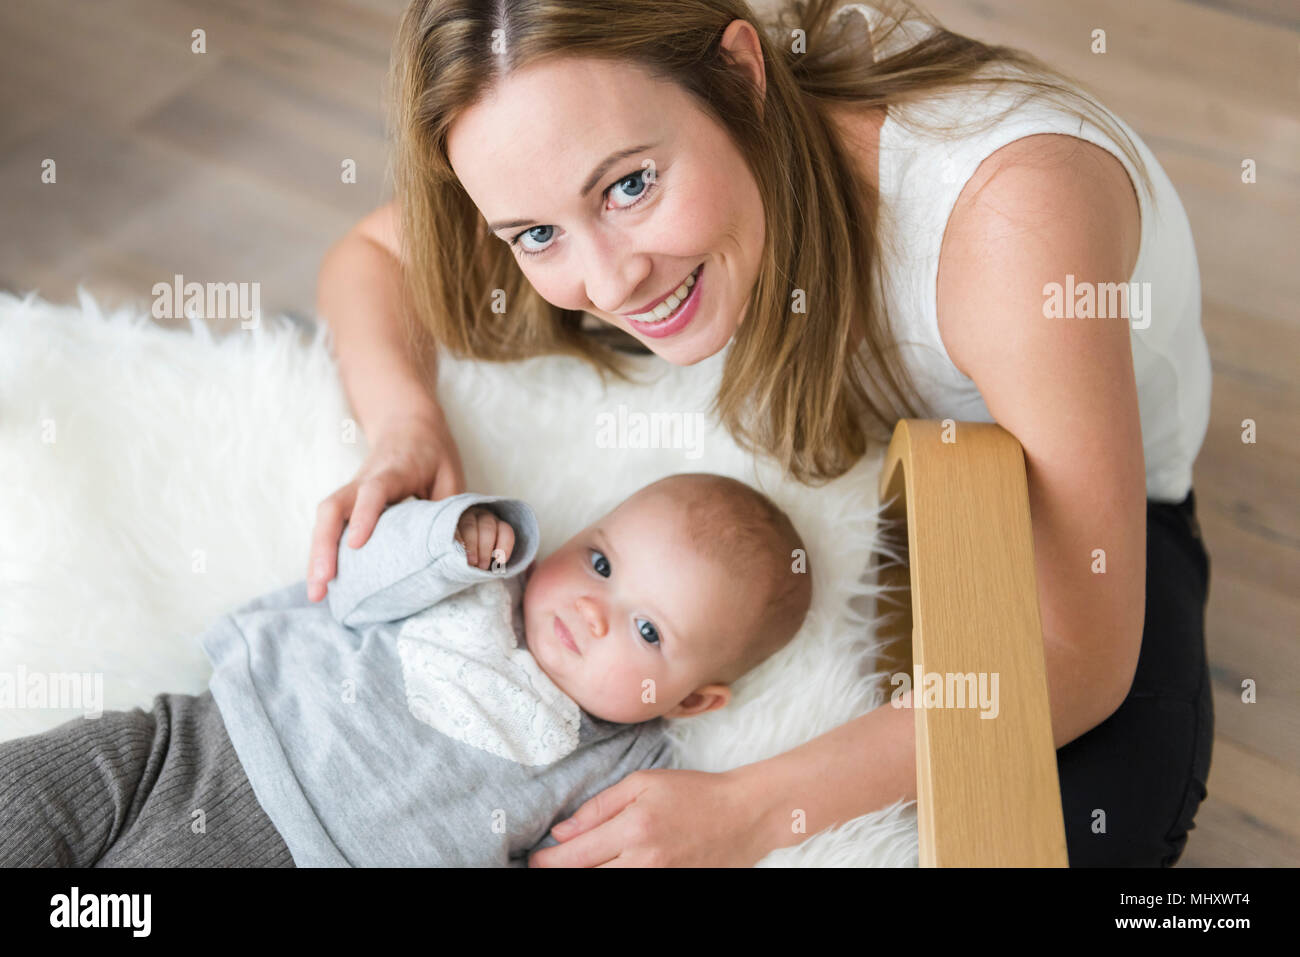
522, 473, 811, 724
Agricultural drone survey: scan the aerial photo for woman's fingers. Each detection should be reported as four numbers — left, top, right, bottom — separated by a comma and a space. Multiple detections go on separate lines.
528, 814, 629, 868
346, 478, 389, 549
551, 774, 639, 841
306, 486, 356, 602
306, 417, 468, 601
431, 458, 465, 501
528, 780, 642, 868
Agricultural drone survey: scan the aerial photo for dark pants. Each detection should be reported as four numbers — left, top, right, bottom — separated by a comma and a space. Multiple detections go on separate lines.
0, 690, 294, 867
1056, 489, 1214, 866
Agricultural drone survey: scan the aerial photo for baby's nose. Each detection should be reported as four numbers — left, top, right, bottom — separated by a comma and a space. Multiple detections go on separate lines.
574, 596, 607, 638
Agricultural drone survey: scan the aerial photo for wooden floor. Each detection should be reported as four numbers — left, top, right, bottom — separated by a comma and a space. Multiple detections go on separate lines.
1, 0, 1295, 865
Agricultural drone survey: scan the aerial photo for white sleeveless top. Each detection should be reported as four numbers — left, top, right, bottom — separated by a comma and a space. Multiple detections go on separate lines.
853, 8, 1211, 502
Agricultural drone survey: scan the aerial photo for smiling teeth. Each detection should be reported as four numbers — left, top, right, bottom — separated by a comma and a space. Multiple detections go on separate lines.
628, 268, 697, 323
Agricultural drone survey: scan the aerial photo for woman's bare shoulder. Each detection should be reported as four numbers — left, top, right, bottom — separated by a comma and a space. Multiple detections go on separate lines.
936, 133, 1141, 377
946, 134, 1140, 278
355, 199, 404, 262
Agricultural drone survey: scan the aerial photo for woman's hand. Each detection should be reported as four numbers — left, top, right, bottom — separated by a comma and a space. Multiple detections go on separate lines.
528, 768, 775, 867
306, 411, 466, 602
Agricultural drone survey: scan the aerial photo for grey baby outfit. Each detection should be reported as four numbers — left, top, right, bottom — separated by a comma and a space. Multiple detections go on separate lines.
0, 493, 672, 867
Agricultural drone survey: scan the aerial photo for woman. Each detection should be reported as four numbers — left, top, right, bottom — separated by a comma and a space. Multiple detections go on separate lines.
309, 0, 1213, 866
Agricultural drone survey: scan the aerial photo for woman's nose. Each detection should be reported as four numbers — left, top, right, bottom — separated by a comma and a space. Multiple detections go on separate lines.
582, 237, 650, 316
574, 595, 607, 639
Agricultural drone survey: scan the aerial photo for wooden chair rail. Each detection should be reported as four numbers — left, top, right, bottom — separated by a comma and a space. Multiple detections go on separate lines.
878, 419, 1068, 867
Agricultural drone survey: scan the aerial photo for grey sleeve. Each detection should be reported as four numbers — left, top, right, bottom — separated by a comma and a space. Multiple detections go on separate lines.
325, 492, 541, 627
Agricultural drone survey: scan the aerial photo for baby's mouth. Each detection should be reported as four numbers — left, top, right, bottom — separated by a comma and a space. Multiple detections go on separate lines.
553, 615, 580, 655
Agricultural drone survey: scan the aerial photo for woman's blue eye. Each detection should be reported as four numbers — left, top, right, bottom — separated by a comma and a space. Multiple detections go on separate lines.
607, 168, 652, 208
635, 617, 660, 646
513, 224, 554, 255
589, 549, 611, 578
510, 167, 659, 257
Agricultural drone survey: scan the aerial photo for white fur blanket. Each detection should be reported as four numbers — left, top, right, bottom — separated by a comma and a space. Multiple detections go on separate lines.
0, 288, 917, 866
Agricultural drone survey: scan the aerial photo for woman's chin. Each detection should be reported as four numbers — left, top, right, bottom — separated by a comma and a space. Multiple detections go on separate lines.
638, 320, 734, 366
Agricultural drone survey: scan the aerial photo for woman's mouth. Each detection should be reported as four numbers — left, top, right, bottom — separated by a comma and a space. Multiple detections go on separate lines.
623, 264, 704, 339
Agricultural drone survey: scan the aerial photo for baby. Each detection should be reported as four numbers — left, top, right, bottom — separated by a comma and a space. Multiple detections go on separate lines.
0, 472, 811, 867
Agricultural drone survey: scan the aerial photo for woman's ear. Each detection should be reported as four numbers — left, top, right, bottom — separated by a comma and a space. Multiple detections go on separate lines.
719, 19, 767, 104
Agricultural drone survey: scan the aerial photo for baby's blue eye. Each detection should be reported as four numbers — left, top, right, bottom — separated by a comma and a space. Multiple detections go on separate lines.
636, 618, 660, 645
589, 549, 611, 578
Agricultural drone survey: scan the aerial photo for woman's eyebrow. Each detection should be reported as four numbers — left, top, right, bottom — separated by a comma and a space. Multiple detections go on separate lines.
486, 141, 659, 233
578, 142, 657, 196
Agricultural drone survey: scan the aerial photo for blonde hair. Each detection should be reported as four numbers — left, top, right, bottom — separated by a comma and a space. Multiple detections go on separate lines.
388, 0, 1152, 484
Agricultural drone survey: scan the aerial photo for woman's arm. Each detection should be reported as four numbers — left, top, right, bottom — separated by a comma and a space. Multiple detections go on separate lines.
532, 134, 1148, 865
934, 133, 1148, 741
744, 133, 1148, 854
306, 201, 468, 602
316, 200, 443, 439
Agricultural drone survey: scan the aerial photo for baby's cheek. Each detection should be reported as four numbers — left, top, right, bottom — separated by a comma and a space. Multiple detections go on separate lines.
574, 661, 646, 723
616, 661, 664, 716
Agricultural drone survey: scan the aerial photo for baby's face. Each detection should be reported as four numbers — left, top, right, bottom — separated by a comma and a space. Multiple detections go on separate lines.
522, 486, 749, 723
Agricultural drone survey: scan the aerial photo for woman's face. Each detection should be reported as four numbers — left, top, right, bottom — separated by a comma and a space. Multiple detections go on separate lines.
446, 30, 766, 366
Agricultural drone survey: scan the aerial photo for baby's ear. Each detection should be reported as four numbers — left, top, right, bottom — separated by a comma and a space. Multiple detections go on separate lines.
668, 684, 730, 718
702, 684, 731, 713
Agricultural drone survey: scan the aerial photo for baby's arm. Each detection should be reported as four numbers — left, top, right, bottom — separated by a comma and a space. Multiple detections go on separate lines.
326, 493, 540, 627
